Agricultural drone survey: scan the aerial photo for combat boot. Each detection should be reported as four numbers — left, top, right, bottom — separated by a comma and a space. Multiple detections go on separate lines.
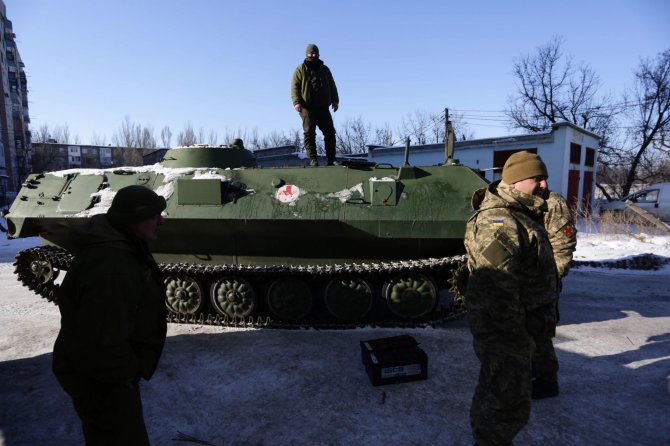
532, 378, 559, 399
309, 158, 319, 167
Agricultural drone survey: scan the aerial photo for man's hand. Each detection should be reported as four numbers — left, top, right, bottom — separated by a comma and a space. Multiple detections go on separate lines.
332, 102, 339, 112
294, 104, 302, 113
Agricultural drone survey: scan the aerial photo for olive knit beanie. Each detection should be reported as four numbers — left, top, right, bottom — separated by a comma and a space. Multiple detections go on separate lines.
502, 151, 548, 184
306, 43, 319, 56
107, 185, 166, 225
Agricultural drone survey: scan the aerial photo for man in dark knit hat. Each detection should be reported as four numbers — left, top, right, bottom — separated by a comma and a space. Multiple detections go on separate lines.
464, 151, 559, 445
291, 43, 340, 166
53, 185, 167, 445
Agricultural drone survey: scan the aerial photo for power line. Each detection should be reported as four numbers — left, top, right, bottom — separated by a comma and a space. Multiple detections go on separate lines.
450, 99, 661, 116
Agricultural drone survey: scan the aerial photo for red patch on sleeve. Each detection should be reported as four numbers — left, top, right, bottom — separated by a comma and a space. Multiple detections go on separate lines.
563, 226, 574, 236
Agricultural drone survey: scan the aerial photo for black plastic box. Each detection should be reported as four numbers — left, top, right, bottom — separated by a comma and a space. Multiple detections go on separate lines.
360, 335, 428, 386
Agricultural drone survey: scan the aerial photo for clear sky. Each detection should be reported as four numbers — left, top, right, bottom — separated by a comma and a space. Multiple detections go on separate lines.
7, 0, 670, 146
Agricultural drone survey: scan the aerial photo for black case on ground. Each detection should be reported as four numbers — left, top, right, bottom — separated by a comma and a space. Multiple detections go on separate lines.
360, 335, 428, 386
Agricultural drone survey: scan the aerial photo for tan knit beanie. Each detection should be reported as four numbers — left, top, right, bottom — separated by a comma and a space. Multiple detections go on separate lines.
502, 151, 548, 184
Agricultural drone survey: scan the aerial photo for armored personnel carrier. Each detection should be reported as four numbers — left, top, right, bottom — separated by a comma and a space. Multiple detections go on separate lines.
5, 139, 486, 328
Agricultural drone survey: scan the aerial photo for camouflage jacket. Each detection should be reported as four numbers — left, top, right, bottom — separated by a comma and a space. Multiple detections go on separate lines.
544, 191, 577, 278
464, 181, 558, 336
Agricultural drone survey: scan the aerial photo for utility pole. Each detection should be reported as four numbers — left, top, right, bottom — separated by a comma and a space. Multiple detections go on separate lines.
445, 107, 449, 141
443, 107, 456, 165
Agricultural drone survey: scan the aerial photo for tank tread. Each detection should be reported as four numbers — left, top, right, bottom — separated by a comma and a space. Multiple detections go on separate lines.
14, 246, 468, 329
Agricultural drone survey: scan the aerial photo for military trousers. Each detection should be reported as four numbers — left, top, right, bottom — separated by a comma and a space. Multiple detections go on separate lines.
532, 286, 560, 382
300, 106, 336, 162
532, 334, 559, 382
469, 310, 534, 446
56, 373, 150, 446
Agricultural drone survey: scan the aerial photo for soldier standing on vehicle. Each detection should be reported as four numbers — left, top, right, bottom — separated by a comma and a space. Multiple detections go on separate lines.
52, 185, 168, 445
532, 190, 577, 399
291, 43, 340, 166
464, 151, 559, 445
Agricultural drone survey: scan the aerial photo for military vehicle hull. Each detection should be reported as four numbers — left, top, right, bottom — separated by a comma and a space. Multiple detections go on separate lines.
6, 146, 486, 327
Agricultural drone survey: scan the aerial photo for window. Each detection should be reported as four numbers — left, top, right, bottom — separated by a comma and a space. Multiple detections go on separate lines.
585, 148, 595, 167
570, 143, 581, 164
631, 190, 659, 203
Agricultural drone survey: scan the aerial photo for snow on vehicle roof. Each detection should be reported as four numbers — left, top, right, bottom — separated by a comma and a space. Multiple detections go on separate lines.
54, 164, 237, 218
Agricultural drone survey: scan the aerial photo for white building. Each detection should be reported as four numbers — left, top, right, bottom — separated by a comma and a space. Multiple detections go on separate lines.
367, 122, 600, 212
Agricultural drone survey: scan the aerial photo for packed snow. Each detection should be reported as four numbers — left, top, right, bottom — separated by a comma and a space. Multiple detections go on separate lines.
0, 221, 669, 445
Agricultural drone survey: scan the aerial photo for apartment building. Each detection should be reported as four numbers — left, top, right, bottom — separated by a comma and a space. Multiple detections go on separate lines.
31, 142, 157, 172
0, 1, 31, 206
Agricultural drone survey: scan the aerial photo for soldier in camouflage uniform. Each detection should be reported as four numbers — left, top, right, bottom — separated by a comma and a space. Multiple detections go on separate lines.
531, 190, 577, 399
464, 151, 559, 445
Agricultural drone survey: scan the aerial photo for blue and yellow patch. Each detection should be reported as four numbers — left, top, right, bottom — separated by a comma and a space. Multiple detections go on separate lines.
492, 218, 504, 228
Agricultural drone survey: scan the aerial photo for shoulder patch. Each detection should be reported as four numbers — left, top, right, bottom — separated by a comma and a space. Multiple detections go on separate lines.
563, 225, 575, 236
492, 218, 504, 228
481, 236, 512, 268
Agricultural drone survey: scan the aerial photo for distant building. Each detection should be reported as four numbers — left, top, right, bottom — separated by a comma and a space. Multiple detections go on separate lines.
366, 122, 600, 212
31, 143, 157, 172
0, 1, 31, 206
253, 145, 307, 167
253, 145, 368, 167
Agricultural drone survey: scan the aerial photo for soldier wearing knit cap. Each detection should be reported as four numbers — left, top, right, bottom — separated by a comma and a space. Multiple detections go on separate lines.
291, 43, 340, 166
464, 151, 558, 445
53, 185, 167, 445
502, 151, 548, 184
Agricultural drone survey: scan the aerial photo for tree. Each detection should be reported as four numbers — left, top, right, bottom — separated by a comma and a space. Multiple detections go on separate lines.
112, 116, 136, 147
373, 124, 396, 146
596, 50, 670, 198
506, 36, 614, 139
34, 124, 51, 143
90, 133, 107, 146
207, 130, 218, 146
160, 126, 172, 148
620, 50, 670, 196
336, 116, 372, 154
31, 143, 62, 172
52, 124, 72, 144
258, 130, 295, 149
396, 109, 474, 146
134, 125, 156, 149
399, 110, 433, 144
177, 122, 197, 146
111, 116, 157, 149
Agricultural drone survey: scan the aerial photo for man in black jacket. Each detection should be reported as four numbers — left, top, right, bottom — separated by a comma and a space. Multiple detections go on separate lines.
53, 185, 167, 445
291, 43, 340, 166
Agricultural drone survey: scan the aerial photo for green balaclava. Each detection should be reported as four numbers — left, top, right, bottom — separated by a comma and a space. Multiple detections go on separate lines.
230, 138, 244, 149
306, 43, 319, 58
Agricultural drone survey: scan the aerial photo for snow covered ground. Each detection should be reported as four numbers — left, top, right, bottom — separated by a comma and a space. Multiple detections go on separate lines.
1, 223, 669, 445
